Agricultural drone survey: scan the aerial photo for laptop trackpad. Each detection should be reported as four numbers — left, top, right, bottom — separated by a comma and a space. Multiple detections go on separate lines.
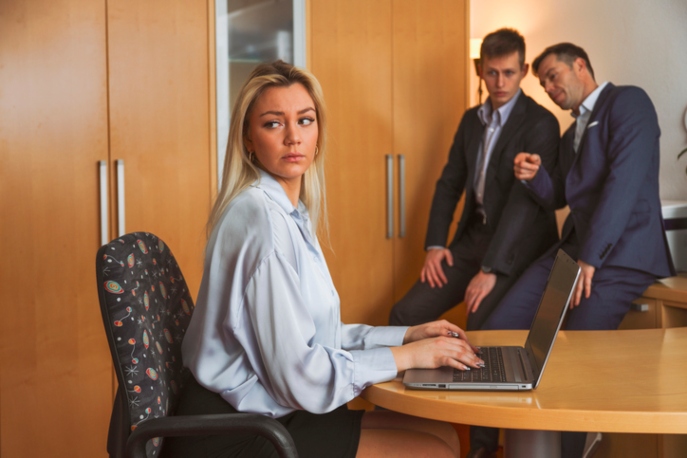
403, 366, 453, 384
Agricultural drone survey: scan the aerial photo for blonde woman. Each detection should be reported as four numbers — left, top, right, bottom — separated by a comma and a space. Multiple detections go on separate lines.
171, 61, 483, 458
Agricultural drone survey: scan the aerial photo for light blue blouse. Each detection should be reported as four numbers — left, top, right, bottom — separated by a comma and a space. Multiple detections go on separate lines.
182, 171, 407, 418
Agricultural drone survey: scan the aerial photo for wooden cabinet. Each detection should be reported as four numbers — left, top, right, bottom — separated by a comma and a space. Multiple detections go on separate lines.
0, 2, 112, 456
0, 1, 211, 456
622, 276, 687, 329
106, 0, 211, 290
308, 0, 468, 325
618, 298, 659, 329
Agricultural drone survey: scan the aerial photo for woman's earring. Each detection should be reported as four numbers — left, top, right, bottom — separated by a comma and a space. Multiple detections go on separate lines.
315, 146, 319, 157
249, 151, 255, 162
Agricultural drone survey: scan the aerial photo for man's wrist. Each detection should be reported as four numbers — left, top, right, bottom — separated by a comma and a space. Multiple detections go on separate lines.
480, 265, 493, 274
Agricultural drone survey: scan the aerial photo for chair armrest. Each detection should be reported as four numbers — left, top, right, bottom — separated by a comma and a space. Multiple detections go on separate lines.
126, 413, 298, 458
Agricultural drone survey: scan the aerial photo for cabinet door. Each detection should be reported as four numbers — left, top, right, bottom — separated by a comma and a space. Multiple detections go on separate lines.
107, 0, 212, 295
0, 1, 213, 456
0, 0, 112, 456
310, 0, 395, 325
391, 0, 467, 302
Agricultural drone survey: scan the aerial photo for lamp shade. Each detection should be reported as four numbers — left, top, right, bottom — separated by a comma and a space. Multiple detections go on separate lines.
469, 38, 482, 60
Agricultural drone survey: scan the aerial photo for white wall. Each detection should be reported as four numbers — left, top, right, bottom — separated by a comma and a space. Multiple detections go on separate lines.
470, 0, 687, 200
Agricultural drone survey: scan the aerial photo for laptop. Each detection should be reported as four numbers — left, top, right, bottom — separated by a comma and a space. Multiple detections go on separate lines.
403, 249, 581, 391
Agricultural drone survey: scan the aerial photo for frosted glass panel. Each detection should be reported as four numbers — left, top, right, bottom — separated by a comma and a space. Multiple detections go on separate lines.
215, 0, 305, 184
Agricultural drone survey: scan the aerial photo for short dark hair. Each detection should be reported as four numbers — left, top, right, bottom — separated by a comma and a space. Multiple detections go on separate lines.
532, 42, 595, 79
480, 28, 526, 68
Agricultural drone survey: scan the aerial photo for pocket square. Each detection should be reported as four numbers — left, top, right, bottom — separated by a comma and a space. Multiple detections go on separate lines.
587, 121, 599, 129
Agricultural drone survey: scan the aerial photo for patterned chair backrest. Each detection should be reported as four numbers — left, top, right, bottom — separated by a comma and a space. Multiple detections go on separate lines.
96, 232, 195, 458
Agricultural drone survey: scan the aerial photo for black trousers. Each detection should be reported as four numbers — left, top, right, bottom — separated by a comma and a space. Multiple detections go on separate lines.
475, 238, 655, 458
163, 376, 364, 458
389, 217, 520, 331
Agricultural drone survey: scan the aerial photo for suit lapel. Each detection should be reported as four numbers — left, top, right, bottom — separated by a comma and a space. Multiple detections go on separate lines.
489, 92, 527, 158
561, 125, 576, 173
465, 114, 484, 187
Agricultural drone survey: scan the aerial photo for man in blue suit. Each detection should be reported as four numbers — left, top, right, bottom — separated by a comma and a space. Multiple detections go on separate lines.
484, 42, 675, 458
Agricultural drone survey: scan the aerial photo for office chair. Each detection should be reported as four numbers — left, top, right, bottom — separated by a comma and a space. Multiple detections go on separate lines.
96, 232, 298, 458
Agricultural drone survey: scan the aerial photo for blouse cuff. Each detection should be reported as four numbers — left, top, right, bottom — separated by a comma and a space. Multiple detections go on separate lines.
364, 325, 408, 348
349, 347, 398, 395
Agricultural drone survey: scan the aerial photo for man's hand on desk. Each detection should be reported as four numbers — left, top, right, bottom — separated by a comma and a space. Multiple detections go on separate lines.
571, 260, 595, 307
465, 270, 497, 314
421, 247, 453, 288
394, 320, 483, 372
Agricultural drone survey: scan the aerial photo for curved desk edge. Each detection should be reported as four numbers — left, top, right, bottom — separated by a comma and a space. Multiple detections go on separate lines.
361, 329, 687, 434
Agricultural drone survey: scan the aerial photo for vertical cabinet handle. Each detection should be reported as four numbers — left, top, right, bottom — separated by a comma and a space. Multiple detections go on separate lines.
99, 161, 109, 245
116, 160, 126, 237
386, 154, 394, 239
398, 154, 406, 238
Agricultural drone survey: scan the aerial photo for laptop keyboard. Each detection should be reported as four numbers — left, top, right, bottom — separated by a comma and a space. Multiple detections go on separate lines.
452, 347, 506, 382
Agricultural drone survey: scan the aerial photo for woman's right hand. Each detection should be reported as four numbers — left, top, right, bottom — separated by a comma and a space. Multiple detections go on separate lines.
390, 335, 484, 373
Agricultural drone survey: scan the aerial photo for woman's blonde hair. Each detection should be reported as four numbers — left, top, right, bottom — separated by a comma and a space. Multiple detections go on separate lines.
207, 60, 328, 237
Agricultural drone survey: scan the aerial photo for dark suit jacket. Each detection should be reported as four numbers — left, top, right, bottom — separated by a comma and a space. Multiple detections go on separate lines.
527, 83, 675, 277
425, 92, 560, 277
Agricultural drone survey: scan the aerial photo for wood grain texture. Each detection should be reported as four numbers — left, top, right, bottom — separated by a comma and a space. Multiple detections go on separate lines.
645, 274, 687, 305
107, 0, 211, 296
0, 1, 112, 455
0, 1, 212, 456
309, 0, 395, 325
309, 0, 467, 325
391, 0, 467, 303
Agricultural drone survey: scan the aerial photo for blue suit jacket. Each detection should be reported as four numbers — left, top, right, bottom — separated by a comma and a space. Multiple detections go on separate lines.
528, 83, 674, 277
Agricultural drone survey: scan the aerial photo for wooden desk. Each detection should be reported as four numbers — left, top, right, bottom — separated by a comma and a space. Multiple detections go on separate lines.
362, 329, 687, 457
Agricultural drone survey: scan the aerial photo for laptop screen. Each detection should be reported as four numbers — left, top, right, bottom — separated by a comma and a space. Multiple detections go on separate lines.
525, 250, 581, 383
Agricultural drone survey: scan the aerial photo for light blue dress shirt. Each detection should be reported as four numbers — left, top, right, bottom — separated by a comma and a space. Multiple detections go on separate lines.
182, 170, 407, 418
428, 91, 523, 250
474, 89, 521, 210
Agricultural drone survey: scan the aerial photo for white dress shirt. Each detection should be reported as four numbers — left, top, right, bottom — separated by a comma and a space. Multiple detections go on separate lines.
474, 89, 521, 209
182, 170, 406, 418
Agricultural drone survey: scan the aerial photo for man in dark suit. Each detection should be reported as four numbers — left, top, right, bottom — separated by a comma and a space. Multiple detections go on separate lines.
389, 29, 560, 458
389, 28, 559, 332
485, 42, 675, 458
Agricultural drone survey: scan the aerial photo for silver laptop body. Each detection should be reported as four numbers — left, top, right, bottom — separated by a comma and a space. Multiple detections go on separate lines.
403, 249, 581, 391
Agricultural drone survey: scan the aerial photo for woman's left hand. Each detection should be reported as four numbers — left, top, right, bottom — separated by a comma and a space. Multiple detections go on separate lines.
403, 320, 478, 353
